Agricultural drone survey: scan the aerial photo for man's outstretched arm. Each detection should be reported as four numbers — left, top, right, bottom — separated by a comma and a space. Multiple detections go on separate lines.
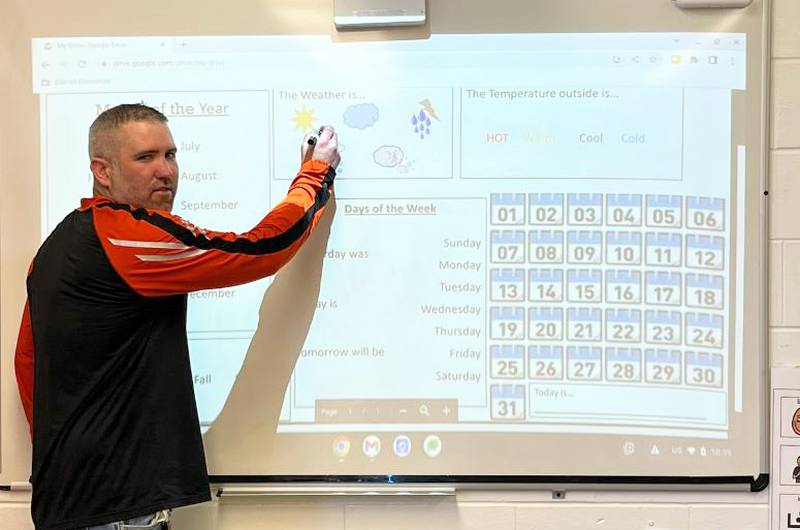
93, 159, 335, 297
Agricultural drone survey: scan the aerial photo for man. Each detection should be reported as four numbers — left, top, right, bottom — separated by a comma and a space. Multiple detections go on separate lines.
14, 103, 340, 530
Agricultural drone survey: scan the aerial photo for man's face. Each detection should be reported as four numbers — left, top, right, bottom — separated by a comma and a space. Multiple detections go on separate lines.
98, 120, 179, 212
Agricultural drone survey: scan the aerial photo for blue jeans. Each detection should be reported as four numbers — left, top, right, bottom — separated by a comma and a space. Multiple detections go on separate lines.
77, 510, 170, 530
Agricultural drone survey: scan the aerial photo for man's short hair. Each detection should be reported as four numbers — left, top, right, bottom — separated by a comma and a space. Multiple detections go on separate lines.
89, 103, 168, 159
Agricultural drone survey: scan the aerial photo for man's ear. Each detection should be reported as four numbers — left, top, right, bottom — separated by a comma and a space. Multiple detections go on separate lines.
90, 157, 112, 188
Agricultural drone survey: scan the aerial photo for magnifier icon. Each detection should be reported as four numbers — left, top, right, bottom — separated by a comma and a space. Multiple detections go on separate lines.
419, 404, 430, 417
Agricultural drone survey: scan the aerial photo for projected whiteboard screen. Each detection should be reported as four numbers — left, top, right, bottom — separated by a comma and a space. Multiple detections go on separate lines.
33, 33, 762, 479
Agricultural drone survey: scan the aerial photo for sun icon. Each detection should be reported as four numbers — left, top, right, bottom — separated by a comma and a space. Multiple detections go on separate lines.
292, 106, 317, 132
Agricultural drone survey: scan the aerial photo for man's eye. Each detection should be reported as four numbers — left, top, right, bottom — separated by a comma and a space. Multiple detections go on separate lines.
137, 154, 153, 161
166, 152, 177, 160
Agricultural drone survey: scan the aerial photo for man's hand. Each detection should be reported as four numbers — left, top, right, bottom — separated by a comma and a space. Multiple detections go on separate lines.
302, 125, 341, 169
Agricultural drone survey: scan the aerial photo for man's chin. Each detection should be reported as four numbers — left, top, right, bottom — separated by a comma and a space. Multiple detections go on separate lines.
149, 191, 175, 212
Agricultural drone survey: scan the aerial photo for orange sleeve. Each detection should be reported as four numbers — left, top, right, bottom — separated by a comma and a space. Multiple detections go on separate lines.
15, 299, 34, 437
94, 160, 334, 297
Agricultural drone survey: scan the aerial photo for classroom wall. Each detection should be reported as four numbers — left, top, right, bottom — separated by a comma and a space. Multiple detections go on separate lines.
1, 0, 796, 528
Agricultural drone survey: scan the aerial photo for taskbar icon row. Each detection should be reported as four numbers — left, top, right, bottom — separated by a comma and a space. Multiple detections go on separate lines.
333, 434, 443, 459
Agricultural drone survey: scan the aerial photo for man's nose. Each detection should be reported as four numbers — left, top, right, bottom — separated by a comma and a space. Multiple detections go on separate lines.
154, 156, 176, 177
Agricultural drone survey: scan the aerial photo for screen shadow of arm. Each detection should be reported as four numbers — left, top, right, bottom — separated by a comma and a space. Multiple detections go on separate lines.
202, 197, 337, 474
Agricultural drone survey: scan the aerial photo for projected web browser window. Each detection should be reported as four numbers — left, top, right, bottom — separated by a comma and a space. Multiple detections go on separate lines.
33, 33, 749, 473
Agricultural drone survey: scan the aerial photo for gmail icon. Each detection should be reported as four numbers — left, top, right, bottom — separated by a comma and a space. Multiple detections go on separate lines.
362, 435, 381, 458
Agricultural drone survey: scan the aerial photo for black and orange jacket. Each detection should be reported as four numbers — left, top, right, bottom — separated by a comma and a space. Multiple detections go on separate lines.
14, 160, 334, 530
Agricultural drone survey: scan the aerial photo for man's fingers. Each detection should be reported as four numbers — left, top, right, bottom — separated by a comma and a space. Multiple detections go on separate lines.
304, 125, 340, 168
317, 125, 336, 143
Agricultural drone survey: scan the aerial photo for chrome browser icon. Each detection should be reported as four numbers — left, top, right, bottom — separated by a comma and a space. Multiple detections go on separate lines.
333, 435, 351, 458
